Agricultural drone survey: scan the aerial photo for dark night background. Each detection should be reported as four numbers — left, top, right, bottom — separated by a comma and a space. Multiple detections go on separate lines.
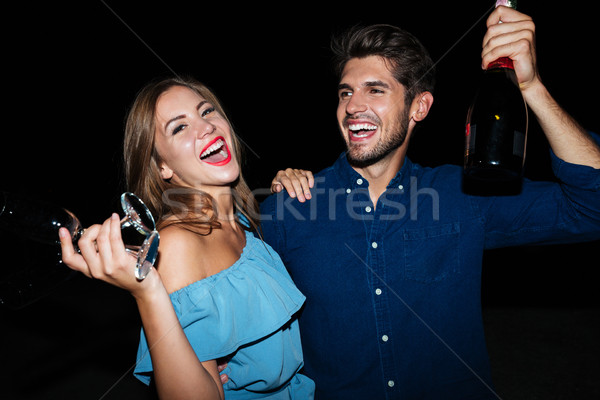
1, 1, 598, 399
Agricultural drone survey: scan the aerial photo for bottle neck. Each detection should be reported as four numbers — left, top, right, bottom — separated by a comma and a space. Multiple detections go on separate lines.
487, 57, 514, 70
496, 0, 517, 8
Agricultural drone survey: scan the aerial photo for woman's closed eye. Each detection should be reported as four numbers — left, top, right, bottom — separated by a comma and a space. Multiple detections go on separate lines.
172, 124, 187, 135
167, 105, 217, 135
201, 106, 216, 118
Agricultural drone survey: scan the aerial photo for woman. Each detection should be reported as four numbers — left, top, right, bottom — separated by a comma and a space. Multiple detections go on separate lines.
59, 76, 315, 399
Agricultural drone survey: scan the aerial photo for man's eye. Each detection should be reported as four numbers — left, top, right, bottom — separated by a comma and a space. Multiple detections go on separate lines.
339, 91, 352, 99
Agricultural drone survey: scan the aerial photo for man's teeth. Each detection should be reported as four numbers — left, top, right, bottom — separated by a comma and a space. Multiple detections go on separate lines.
349, 123, 377, 131
200, 139, 225, 159
349, 123, 377, 137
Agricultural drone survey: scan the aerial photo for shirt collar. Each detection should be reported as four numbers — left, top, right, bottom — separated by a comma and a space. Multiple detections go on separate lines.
333, 151, 414, 190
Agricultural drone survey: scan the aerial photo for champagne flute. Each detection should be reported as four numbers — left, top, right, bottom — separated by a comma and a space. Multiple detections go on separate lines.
118, 192, 160, 280
0, 191, 159, 307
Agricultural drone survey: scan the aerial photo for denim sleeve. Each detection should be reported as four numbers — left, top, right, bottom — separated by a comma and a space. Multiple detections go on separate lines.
259, 193, 286, 258
551, 130, 600, 190
481, 131, 600, 249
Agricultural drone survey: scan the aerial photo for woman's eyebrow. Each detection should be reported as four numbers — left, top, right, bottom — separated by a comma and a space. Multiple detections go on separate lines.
164, 100, 209, 130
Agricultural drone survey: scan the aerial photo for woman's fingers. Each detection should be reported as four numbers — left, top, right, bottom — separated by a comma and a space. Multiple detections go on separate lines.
59, 214, 130, 281
271, 168, 314, 202
95, 215, 118, 277
60, 214, 157, 297
59, 223, 103, 278
59, 227, 91, 277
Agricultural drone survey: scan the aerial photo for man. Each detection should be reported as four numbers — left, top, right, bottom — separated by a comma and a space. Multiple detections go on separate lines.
261, 6, 600, 400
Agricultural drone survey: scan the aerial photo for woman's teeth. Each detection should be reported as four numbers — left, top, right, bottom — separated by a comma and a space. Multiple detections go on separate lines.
200, 139, 225, 160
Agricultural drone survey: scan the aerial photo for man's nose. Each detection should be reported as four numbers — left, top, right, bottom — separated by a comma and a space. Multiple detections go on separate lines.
345, 93, 367, 115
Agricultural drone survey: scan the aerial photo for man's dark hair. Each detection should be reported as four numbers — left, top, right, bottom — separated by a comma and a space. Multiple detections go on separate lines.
331, 24, 436, 106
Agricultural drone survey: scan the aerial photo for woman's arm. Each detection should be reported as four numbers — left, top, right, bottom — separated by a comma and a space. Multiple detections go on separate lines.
59, 214, 224, 400
134, 279, 223, 400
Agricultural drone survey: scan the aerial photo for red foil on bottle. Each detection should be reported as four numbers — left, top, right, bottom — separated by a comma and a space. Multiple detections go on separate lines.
487, 57, 514, 70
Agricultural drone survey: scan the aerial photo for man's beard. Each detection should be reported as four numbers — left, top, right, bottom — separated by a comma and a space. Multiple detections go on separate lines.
346, 109, 410, 168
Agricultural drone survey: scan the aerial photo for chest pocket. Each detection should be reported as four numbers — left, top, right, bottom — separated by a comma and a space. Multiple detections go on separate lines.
403, 222, 461, 283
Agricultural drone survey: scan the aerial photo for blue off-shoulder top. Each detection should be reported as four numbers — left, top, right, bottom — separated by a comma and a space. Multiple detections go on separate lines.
133, 229, 315, 399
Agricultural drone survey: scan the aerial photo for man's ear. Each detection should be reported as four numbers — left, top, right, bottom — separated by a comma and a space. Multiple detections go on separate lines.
410, 91, 434, 122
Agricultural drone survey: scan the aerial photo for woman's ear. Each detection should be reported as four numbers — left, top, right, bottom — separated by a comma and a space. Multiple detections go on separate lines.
410, 91, 434, 122
159, 163, 174, 180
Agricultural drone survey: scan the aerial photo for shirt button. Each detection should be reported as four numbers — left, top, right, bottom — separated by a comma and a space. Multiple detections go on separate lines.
356, 178, 363, 185
398, 184, 404, 190
346, 188, 351, 194
375, 288, 382, 295
365, 206, 372, 213
382, 335, 389, 342
371, 242, 378, 249
388, 380, 395, 388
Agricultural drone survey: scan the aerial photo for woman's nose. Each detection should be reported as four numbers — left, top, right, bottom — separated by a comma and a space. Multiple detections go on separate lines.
196, 119, 216, 139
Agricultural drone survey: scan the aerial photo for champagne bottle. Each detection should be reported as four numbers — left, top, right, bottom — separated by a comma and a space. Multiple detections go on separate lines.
463, 0, 528, 194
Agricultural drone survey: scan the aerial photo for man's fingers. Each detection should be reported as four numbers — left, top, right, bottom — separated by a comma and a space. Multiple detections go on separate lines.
220, 373, 229, 384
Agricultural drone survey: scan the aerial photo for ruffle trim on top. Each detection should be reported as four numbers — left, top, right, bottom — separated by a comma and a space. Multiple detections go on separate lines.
134, 231, 305, 383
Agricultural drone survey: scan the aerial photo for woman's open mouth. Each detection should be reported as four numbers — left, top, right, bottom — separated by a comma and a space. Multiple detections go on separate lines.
199, 136, 232, 166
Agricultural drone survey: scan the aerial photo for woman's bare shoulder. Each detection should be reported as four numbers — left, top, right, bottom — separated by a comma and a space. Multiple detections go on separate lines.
155, 224, 211, 293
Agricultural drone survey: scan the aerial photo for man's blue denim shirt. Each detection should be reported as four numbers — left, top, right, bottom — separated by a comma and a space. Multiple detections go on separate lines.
259, 142, 600, 400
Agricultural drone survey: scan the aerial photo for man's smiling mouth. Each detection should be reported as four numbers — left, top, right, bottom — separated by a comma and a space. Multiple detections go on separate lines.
349, 123, 377, 138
